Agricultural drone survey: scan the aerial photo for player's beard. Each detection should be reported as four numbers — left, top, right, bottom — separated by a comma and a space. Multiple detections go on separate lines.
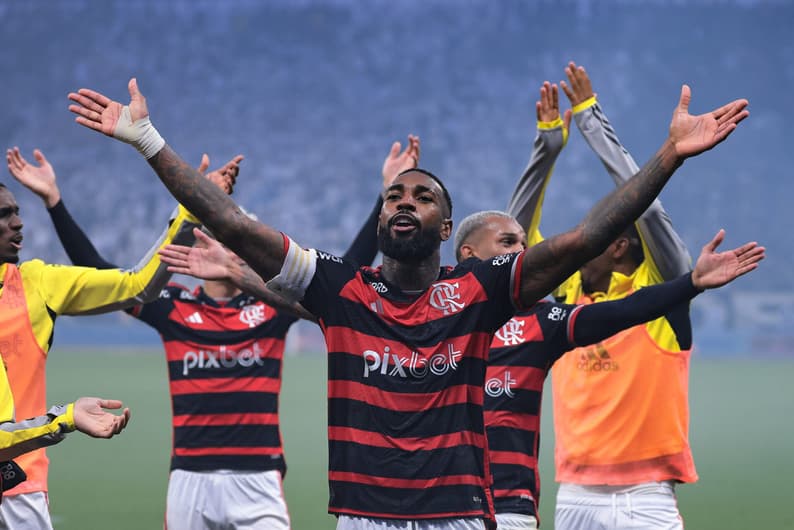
378, 225, 441, 263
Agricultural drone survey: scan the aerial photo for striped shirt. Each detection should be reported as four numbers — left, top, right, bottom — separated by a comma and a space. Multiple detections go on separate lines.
131, 284, 296, 473
301, 251, 526, 522
485, 302, 581, 517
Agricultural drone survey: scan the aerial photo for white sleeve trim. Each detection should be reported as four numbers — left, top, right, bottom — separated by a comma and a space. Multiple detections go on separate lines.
265, 237, 317, 303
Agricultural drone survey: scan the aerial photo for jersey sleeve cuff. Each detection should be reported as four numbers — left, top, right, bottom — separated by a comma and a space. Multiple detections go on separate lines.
572, 96, 597, 114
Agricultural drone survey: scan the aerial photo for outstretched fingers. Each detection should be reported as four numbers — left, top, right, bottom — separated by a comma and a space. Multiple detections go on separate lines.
677, 84, 692, 114
703, 228, 726, 253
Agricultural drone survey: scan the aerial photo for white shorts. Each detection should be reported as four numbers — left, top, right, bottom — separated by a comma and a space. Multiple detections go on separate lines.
0, 492, 53, 530
494, 512, 538, 529
165, 469, 290, 530
555, 481, 683, 530
336, 515, 486, 530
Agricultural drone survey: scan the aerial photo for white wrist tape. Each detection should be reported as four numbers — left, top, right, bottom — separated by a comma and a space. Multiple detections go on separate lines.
265, 236, 317, 303
115, 106, 165, 159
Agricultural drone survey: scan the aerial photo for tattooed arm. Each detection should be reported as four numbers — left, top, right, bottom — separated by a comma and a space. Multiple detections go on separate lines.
515, 85, 749, 307
68, 79, 286, 283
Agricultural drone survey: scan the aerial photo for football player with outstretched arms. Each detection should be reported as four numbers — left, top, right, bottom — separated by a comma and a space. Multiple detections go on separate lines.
0, 149, 199, 528
68, 77, 747, 529
506, 62, 720, 529
7, 138, 418, 530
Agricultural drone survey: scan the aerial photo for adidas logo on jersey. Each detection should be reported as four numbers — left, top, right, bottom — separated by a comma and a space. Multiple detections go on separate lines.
577, 344, 619, 372
185, 312, 204, 325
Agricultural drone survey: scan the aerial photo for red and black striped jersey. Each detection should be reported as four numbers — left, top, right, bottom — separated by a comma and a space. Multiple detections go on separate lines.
485, 301, 582, 517
300, 251, 527, 522
129, 283, 297, 473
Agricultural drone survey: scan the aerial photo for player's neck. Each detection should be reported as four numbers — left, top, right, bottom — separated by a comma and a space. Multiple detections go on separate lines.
202, 279, 241, 300
380, 253, 441, 293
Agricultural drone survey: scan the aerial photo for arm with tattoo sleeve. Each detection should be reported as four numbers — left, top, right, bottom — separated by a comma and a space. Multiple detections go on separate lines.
516, 85, 749, 307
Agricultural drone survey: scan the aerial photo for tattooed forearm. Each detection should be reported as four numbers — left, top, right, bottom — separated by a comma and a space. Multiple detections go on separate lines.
579, 140, 681, 252
234, 263, 316, 321
518, 139, 683, 306
149, 146, 246, 241
147, 145, 286, 280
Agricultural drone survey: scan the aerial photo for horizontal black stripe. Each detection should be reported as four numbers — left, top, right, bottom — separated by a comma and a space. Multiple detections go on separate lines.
493, 496, 537, 517
488, 343, 560, 369
328, 351, 486, 392
172, 392, 278, 416
329, 439, 484, 479
484, 389, 541, 415
174, 424, 282, 449
329, 399, 483, 438
486, 426, 536, 455
329, 480, 488, 519
171, 454, 286, 474
167, 357, 282, 381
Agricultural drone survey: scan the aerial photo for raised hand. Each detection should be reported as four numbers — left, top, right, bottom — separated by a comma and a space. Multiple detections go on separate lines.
560, 61, 595, 107
68, 78, 164, 158
536, 81, 572, 130
200, 154, 244, 195
691, 229, 765, 290
668, 85, 749, 159
73, 397, 131, 439
382, 134, 420, 188
6, 147, 61, 207
159, 228, 239, 281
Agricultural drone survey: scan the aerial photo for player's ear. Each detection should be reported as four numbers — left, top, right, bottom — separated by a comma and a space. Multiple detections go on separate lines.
611, 237, 630, 260
440, 218, 453, 241
458, 244, 476, 260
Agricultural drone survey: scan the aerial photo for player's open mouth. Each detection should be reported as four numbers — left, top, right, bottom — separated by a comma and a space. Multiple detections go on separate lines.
390, 213, 419, 234
10, 234, 22, 251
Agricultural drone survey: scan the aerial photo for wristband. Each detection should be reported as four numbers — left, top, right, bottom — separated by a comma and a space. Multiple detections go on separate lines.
572, 96, 597, 114
115, 107, 165, 159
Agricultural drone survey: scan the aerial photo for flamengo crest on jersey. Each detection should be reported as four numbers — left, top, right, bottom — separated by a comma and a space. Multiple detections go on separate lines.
134, 283, 296, 473
300, 251, 525, 522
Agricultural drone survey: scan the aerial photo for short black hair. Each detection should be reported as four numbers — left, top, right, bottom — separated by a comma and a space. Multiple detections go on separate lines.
396, 168, 453, 218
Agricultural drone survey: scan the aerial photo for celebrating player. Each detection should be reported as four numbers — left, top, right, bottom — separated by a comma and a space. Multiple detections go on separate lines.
8, 138, 418, 529
507, 62, 717, 529
68, 77, 747, 529
0, 157, 198, 528
453, 210, 762, 529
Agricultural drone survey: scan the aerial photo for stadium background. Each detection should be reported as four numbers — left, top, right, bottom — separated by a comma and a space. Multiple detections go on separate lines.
2, 0, 793, 528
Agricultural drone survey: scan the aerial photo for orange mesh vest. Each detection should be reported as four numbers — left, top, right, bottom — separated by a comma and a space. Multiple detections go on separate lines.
551, 291, 697, 485
0, 264, 50, 494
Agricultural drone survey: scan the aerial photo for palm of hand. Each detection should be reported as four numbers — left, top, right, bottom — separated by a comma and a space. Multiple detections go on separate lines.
18, 162, 55, 195
189, 246, 233, 280
670, 111, 717, 157
76, 404, 115, 437
695, 251, 737, 287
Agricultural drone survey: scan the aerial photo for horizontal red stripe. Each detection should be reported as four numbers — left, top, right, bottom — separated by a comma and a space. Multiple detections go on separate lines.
329, 470, 483, 489
173, 446, 282, 457
484, 410, 539, 431
493, 488, 534, 500
328, 426, 484, 451
488, 449, 537, 468
173, 413, 279, 427
485, 365, 547, 392
338, 271, 490, 327
490, 312, 544, 347
170, 377, 280, 395
330, 380, 482, 412
166, 301, 280, 333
